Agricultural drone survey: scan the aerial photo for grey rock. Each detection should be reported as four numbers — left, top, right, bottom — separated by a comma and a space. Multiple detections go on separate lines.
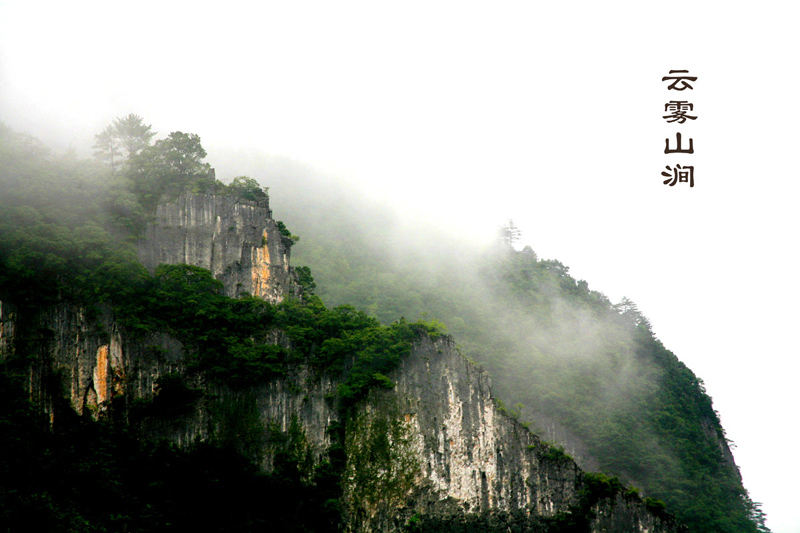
138, 193, 299, 302
0, 193, 684, 532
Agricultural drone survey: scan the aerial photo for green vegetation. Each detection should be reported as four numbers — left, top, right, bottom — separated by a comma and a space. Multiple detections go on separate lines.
540, 443, 573, 463
274, 180, 768, 532
0, 119, 441, 531
0, 117, 273, 309
126, 130, 217, 212
93, 113, 156, 172
0, 369, 346, 532
0, 274, 429, 532
276, 220, 300, 244
344, 407, 420, 517
540, 472, 677, 533
226, 175, 269, 203
399, 471, 674, 533
0, 118, 768, 532
132, 372, 204, 419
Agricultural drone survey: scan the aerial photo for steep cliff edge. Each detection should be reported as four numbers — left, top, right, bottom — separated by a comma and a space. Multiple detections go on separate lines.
138, 193, 299, 302
0, 298, 682, 532
0, 193, 685, 532
0, 120, 761, 532
340, 337, 682, 532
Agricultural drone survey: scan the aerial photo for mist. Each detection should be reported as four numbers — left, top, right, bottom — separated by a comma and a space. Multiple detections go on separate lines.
0, 96, 773, 533
206, 145, 677, 483
3, 1, 800, 529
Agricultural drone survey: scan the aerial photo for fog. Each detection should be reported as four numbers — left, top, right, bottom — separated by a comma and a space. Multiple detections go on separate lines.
2, 1, 799, 530
206, 149, 705, 496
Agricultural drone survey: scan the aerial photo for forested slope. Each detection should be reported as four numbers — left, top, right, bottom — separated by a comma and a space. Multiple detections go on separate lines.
0, 119, 768, 532
0, 119, 444, 531
271, 169, 768, 533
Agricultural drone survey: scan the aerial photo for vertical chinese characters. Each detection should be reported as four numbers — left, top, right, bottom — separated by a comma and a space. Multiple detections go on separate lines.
662, 70, 697, 187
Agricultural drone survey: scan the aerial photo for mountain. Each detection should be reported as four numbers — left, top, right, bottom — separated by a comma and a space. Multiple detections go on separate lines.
274, 190, 768, 533
228, 148, 768, 533
0, 120, 765, 532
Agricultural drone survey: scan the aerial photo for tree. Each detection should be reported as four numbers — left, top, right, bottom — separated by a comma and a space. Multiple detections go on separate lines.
148, 131, 214, 192
226, 176, 268, 202
613, 297, 653, 331
93, 114, 155, 173
499, 220, 522, 247
127, 131, 215, 210
92, 125, 121, 174
113, 113, 156, 160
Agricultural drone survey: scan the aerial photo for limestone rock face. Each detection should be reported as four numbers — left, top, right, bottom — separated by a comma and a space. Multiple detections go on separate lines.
590, 494, 674, 533
0, 300, 15, 361
0, 300, 185, 425
0, 299, 682, 532
337, 337, 682, 533
137, 193, 299, 303
0, 192, 684, 532
339, 336, 579, 531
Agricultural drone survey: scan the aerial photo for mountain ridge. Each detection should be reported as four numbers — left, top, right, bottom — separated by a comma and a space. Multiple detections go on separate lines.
1, 190, 684, 532
0, 120, 766, 531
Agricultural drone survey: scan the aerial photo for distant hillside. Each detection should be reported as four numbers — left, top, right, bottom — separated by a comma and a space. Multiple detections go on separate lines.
271, 165, 768, 533
0, 119, 768, 532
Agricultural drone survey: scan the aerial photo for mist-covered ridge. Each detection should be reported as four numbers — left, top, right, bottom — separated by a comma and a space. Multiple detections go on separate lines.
231, 128, 768, 533
0, 118, 769, 533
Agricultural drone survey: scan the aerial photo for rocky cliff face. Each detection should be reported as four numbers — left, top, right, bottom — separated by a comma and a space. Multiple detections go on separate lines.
0, 299, 185, 425
0, 194, 685, 532
138, 193, 299, 302
0, 298, 684, 532
338, 337, 682, 532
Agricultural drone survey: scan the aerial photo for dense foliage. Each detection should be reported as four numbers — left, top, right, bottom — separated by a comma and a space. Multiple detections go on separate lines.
0, 369, 350, 532
273, 185, 768, 532
0, 119, 278, 306
0, 286, 433, 532
0, 119, 768, 532
0, 119, 446, 531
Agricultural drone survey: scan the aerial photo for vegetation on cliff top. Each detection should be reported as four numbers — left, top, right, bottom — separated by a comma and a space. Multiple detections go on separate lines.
0, 119, 768, 532
0, 115, 442, 409
0, 118, 271, 307
272, 179, 769, 532
0, 118, 446, 531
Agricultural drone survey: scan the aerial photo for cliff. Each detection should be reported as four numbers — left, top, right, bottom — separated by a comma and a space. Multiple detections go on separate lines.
0, 299, 682, 532
0, 193, 685, 532
137, 192, 299, 302
340, 336, 680, 532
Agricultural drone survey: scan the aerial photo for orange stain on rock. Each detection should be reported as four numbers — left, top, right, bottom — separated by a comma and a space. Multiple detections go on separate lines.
252, 229, 271, 297
94, 345, 110, 404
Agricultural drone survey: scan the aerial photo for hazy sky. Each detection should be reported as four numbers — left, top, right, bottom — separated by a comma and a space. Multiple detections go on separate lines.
1, 1, 798, 531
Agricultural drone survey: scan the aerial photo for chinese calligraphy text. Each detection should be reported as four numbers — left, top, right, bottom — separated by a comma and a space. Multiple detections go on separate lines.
662, 70, 697, 187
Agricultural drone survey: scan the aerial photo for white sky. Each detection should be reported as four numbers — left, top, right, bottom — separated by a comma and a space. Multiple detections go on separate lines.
1, 1, 798, 531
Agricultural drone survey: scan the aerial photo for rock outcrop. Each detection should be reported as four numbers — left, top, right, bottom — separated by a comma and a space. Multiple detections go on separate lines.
338, 336, 681, 532
138, 193, 298, 302
0, 193, 685, 532
0, 296, 683, 532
